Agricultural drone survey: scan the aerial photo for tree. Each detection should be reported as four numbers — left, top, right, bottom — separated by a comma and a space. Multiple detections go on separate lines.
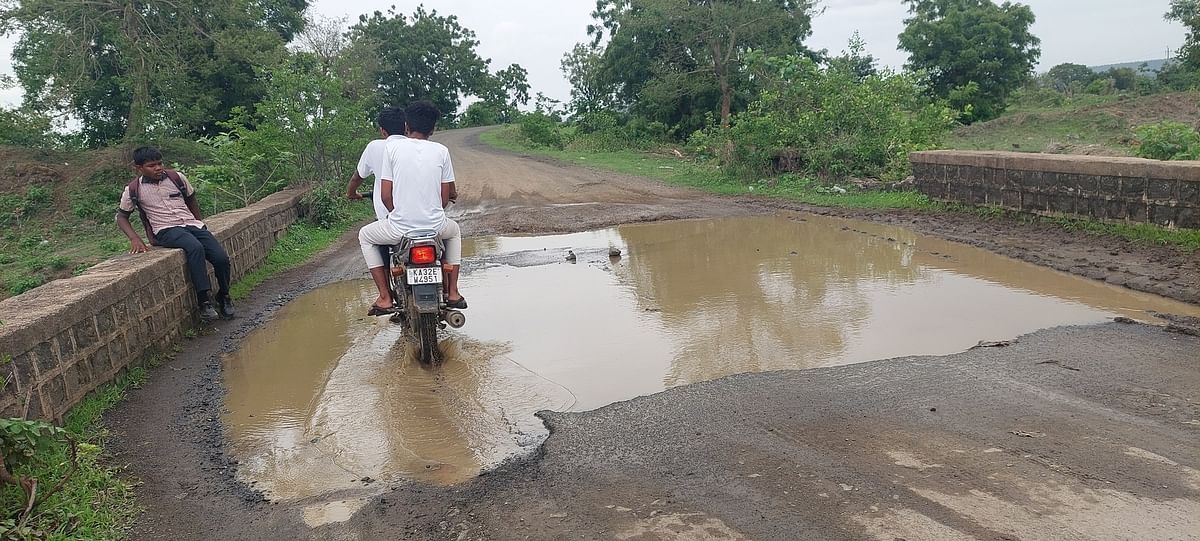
1044, 63, 1095, 92
0, 0, 306, 145
587, 0, 816, 131
1168, 0, 1200, 70
560, 42, 610, 116
1101, 67, 1138, 91
828, 32, 878, 80
898, 0, 1040, 122
349, 7, 492, 121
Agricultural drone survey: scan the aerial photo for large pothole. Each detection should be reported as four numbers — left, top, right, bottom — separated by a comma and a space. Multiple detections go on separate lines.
222, 214, 1200, 504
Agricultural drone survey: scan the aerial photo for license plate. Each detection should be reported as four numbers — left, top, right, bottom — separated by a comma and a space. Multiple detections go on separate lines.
406, 267, 443, 284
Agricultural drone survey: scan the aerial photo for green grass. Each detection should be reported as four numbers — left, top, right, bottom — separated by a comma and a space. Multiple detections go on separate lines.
229, 207, 371, 300
482, 125, 1200, 251
946, 110, 1133, 155
944, 203, 1200, 251
0, 367, 148, 541
481, 126, 934, 210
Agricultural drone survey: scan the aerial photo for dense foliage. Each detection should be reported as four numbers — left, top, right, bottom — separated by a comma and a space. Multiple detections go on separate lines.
690, 54, 955, 180
583, 0, 816, 133
0, 0, 306, 145
1134, 121, 1200, 160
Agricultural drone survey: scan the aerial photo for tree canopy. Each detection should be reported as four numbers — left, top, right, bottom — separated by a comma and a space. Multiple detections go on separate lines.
585, 0, 817, 132
898, 0, 1040, 122
349, 6, 528, 123
0, 0, 307, 145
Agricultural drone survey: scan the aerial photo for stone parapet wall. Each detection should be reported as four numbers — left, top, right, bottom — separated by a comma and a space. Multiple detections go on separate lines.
0, 187, 309, 422
910, 151, 1200, 229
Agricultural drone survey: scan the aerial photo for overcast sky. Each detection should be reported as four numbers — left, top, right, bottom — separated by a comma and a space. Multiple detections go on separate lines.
0, 0, 1186, 109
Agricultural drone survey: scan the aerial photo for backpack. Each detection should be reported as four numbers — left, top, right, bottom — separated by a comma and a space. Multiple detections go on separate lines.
127, 170, 196, 246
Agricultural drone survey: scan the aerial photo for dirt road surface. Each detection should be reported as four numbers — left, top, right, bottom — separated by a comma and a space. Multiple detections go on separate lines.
108, 127, 1200, 540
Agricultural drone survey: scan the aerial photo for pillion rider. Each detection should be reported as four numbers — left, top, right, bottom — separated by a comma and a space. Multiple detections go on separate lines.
357, 100, 465, 316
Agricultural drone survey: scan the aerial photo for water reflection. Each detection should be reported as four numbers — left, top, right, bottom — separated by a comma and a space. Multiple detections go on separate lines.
226, 215, 1200, 500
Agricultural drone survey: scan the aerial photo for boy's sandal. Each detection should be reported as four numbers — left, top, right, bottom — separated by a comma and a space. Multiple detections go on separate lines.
367, 303, 396, 316
446, 297, 468, 309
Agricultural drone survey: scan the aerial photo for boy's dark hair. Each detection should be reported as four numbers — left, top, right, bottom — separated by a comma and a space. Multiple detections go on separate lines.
133, 146, 163, 166
404, 100, 440, 135
376, 107, 406, 136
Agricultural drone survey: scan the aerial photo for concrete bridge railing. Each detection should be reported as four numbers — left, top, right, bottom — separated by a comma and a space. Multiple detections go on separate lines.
910, 151, 1200, 229
0, 187, 310, 422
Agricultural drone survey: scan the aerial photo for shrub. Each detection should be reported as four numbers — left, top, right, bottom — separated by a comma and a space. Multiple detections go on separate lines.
71, 167, 130, 222
692, 54, 955, 180
518, 112, 565, 149
1134, 121, 1200, 160
302, 180, 355, 228
8, 274, 45, 295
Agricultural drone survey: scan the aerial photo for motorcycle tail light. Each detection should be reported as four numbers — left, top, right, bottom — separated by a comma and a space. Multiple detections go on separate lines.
411, 245, 436, 265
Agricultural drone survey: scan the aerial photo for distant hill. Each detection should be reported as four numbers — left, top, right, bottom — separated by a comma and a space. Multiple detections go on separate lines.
1090, 58, 1170, 74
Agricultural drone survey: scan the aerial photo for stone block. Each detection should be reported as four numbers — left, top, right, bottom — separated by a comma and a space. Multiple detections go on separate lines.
1147, 178, 1178, 201
1106, 199, 1127, 220
1068, 174, 1098, 196
1049, 194, 1076, 214
22, 392, 44, 421
1098, 175, 1120, 197
40, 375, 67, 416
1027, 193, 1050, 212
1127, 201, 1148, 222
95, 306, 116, 340
73, 318, 99, 349
87, 345, 111, 380
9, 352, 36, 392
54, 330, 77, 362
1150, 205, 1178, 227
1177, 206, 1198, 228
31, 340, 56, 378
63, 361, 91, 399
1180, 180, 1199, 204
1121, 177, 1146, 198
1001, 189, 1022, 208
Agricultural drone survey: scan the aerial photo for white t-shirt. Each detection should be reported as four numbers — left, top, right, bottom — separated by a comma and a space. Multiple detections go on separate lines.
356, 134, 407, 220
379, 138, 455, 232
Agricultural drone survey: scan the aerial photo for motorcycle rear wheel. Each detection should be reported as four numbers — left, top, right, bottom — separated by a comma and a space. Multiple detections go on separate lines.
415, 312, 441, 364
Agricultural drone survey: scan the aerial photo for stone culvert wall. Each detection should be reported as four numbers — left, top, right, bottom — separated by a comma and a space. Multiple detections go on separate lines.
911, 151, 1200, 229
0, 188, 310, 422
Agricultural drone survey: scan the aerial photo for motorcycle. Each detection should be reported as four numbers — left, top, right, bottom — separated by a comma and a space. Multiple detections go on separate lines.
361, 192, 466, 364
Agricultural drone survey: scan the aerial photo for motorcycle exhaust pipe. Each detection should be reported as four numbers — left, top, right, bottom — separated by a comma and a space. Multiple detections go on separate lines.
444, 310, 466, 329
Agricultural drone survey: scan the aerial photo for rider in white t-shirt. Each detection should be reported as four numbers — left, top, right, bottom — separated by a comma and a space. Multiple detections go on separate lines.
358, 100, 465, 316
346, 107, 407, 221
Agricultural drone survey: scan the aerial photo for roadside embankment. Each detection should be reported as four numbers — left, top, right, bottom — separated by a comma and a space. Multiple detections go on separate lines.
912, 150, 1200, 229
0, 187, 309, 422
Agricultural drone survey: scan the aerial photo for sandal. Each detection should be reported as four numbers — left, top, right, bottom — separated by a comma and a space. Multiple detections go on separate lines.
367, 303, 396, 316
446, 297, 468, 309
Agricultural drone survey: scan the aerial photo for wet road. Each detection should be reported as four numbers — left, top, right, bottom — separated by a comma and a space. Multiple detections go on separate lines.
107, 127, 1200, 540
223, 215, 1200, 508
338, 323, 1200, 541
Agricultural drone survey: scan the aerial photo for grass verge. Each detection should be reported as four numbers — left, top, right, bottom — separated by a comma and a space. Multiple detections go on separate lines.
481, 126, 932, 209
0, 367, 149, 540
481, 125, 1200, 251
229, 218, 360, 300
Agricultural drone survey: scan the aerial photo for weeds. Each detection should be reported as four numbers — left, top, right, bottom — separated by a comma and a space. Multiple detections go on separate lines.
0, 368, 146, 541
229, 204, 371, 300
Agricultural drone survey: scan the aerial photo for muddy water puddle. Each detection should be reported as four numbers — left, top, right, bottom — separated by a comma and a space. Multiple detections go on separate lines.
223, 214, 1200, 503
